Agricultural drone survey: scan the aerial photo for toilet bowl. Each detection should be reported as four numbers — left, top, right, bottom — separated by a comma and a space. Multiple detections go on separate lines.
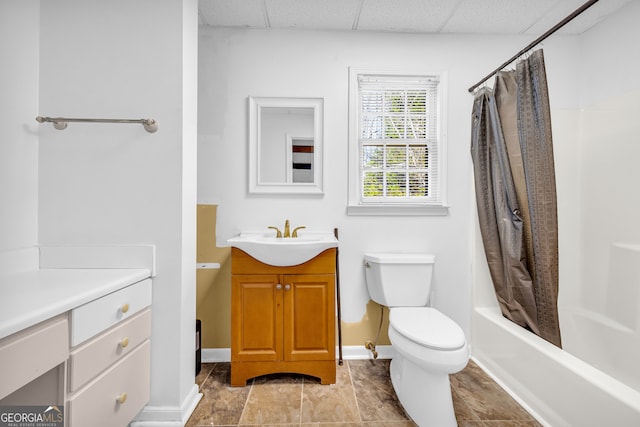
363, 253, 469, 427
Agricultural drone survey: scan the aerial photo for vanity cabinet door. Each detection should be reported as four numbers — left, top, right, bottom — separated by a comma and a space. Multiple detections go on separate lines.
231, 275, 283, 362
283, 274, 335, 362
230, 248, 337, 386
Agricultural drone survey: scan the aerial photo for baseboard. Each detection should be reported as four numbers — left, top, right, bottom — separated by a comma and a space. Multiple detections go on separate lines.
201, 345, 394, 363
341, 344, 394, 360
130, 384, 202, 427
202, 347, 230, 362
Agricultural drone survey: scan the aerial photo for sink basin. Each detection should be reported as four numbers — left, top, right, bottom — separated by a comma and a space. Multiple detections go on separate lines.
227, 231, 338, 266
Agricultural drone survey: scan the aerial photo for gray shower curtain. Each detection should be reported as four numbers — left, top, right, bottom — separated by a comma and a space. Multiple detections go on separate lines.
471, 50, 561, 347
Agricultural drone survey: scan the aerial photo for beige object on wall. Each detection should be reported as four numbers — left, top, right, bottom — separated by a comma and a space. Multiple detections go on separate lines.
196, 204, 231, 349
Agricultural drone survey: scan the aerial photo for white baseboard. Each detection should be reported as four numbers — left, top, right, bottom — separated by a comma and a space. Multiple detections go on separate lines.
201, 345, 394, 363
341, 344, 394, 360
130, 384, 201, 427
202, 348, 230, 362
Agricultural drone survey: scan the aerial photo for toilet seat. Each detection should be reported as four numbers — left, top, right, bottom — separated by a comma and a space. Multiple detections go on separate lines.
389, 307, 465, 351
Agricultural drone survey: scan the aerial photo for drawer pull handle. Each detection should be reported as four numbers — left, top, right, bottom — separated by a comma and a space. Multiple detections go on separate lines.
116, 392, 128, 404
120, 337, 130, 348
120, 303, 130, 314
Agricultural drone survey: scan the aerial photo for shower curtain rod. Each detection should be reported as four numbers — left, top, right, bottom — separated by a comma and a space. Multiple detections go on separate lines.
468, 0, 599, 93
35, 116, 159, 133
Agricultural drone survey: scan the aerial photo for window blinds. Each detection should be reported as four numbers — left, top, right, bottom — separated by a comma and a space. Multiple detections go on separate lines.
358, 75, 440, 203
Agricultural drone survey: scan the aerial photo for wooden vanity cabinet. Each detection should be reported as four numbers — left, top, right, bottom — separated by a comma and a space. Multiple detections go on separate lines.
231, 247, 336, 386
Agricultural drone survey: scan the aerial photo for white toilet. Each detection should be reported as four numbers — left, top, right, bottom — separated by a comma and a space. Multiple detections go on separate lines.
363, 253, 468, 427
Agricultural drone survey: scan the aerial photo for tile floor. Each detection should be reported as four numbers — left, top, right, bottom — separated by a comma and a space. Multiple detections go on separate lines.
186, 359, 542, 427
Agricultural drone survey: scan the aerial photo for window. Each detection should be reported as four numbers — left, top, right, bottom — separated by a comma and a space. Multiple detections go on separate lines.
348, 68, 448, 215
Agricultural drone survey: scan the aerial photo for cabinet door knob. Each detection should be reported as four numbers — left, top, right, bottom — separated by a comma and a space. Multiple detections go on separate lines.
276, 284, 282, 290
284, 284, 291, 291
120, 303, 130, 314
120, 337, 130, 348
116, 392, 128, 404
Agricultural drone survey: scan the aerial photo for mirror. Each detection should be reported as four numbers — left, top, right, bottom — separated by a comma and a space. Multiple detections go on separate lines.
249, 96, 324, 194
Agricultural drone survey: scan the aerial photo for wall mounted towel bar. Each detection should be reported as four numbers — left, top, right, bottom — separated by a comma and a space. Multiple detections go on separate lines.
35, 116, 158, 133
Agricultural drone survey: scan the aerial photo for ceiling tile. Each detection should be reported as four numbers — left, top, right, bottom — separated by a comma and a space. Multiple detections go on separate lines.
356, 0, 462, 33
528, 0, 635, 35
265, 0, 362, 30
441, 0, 559, 34
198, 0, 267, 28
198, 0, 635, 36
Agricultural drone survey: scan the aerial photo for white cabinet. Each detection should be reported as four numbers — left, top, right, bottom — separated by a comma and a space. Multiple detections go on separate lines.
0, 246, 154, 427
70, 279, 152, 346
67, 279, 152, 427
68, 309, 151, 392
0, 315, 68, 401
68, 341, 150, 427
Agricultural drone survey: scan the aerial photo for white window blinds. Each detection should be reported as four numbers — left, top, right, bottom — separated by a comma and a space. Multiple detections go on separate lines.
357, 75, 441, 204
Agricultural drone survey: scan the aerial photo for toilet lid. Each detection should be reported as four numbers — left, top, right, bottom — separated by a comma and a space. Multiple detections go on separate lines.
389, 307, 466, 351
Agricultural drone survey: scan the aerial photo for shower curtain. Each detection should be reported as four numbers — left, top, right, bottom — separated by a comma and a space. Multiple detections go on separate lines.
471, 50, 562, 347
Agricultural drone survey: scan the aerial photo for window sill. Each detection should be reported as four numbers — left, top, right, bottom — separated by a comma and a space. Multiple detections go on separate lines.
346, 204, 449, 216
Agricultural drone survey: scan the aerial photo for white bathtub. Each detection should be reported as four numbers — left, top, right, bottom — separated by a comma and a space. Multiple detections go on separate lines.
472, 307, 640, 426
561, 306, 640, 393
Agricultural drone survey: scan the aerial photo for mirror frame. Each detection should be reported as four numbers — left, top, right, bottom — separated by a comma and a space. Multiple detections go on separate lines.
248, 96, 324, 195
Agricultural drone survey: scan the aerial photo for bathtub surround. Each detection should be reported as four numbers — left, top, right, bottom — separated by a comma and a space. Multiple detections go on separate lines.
473, 308, 640, 425
472, 1, 640, 424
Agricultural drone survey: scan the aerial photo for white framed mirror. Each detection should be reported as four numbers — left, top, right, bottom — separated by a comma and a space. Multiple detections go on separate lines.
249, 96, 324, 195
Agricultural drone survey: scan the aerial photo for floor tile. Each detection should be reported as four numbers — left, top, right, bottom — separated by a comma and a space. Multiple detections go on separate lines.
187, 363, 251, 427
301, 363, 361, 424
349, 360, 415, 424
450, 361, 541, 426
239, 373, 303, 425
186, 359, 540, 427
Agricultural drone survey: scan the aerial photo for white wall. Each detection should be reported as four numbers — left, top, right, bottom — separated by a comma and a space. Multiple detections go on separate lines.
37, 1, 199, 425
197, 28, 554, 336
565, 0, 640, 314
0, 1, 39, 251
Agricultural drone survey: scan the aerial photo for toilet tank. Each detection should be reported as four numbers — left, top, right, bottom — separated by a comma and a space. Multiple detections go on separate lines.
363, 253, 435, 307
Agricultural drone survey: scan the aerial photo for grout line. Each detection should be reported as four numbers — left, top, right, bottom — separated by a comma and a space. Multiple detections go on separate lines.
299, 377, 304, 425
237, 377, 253, 425
345, 361, 364, 423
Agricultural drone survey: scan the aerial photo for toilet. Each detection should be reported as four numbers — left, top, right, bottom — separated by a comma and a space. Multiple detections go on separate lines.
363, 253, 468, 427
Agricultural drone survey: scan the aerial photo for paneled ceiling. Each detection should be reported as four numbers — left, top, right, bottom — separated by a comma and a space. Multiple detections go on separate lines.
198, 0, 632, 35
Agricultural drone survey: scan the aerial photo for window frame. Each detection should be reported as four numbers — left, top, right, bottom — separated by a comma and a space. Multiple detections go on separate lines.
347, 67, 449, 216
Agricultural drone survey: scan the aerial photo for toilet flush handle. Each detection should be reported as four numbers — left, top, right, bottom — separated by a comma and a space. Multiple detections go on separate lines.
364, 261, 371, 268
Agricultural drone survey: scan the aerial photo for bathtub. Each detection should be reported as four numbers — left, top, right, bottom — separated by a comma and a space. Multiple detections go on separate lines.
472, 307, 640, 426
561, 306, 640, 393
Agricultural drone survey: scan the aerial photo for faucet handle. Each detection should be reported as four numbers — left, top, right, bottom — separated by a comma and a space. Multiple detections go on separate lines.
292, 226, 306, 238
267, 226, 282, 238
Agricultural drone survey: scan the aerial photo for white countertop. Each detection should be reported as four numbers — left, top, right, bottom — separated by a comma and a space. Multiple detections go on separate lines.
0, 268, 151, 340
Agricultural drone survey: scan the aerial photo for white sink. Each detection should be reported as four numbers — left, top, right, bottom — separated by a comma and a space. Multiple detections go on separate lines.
227, 231, 338, 266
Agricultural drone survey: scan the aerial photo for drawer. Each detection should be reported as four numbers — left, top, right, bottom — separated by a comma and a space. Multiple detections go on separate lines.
70, 279, 151, 346
68, 340, 150, 427
68, 308, 151, 392
0, 315, 68, 400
